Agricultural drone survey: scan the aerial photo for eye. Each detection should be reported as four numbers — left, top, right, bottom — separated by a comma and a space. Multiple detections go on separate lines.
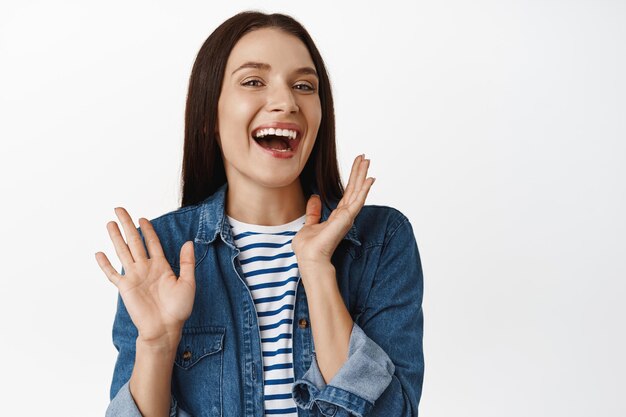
241, 78, 264, 87
294, 82, 316, 92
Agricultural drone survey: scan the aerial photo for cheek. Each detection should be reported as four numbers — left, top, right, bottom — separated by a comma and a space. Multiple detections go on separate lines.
308, 104, 322, 140
297, 95, 321, 125
308, 98, 322, 130
218, 92, 260, 133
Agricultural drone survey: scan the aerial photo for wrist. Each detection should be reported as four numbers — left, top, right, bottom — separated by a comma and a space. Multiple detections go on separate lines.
298, 259, 334, 274
136, 329, 181, 355
299, 261, 336, 289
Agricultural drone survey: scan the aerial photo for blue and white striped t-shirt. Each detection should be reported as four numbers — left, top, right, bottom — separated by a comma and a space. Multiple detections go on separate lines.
227, 214, 306, 417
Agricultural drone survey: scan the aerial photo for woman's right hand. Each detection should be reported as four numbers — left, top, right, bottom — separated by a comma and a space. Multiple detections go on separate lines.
95, 207, 196, 349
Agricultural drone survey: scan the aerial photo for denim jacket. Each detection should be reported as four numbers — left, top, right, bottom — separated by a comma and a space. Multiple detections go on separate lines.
106, 183, 424, 417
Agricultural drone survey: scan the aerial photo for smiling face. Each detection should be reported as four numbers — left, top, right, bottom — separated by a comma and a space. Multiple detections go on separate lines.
216, 27, 322, 191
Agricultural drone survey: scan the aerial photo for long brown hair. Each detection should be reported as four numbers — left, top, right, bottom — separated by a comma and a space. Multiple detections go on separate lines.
180, 11, 344, 208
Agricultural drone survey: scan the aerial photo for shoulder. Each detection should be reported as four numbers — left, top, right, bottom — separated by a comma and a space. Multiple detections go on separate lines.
146, 203, 202, 241
134, 200, 216, 271
353, 204, 413, 248
134, 200, 211, 269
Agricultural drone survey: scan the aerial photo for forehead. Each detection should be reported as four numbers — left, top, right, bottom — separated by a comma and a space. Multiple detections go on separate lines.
226, 28, 315, 70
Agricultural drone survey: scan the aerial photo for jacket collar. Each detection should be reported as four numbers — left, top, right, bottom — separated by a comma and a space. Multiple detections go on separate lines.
194, 182, 361, 247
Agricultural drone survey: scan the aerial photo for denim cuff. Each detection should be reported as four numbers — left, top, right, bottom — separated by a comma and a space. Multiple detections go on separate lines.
292, 322, 395, 416
106, 381, 180, 417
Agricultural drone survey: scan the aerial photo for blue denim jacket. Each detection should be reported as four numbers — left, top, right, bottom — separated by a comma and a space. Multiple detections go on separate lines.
106, 183, 424, 417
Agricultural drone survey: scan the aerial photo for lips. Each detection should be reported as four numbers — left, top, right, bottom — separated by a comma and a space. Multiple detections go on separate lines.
251, 122, 302, 138
250, 122, 303, 154
252, 138, 298, 159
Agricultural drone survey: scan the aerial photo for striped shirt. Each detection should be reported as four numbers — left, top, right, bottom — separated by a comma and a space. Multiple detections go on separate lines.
227, 214, 306, 417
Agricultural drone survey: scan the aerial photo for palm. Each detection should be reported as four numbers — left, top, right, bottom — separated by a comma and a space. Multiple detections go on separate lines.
293, 155, 375, 265
96, 208, 196, 344
118, 257, 194, 341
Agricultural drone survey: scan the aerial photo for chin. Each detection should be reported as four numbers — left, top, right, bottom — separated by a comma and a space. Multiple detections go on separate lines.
256, 172, 301, 189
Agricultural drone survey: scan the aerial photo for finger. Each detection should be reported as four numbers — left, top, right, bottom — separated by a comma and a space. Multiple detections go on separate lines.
325, 206, 357, 242
107, 220, 135, 267
178, 241, 196, 288
115, 207, 148, 261
304, 194, 322, 226
349, 177, 376, 212
138, 217, 165, 259
95, 251, 123, 286
349, 158, 370, 205
340, 154, 364, 208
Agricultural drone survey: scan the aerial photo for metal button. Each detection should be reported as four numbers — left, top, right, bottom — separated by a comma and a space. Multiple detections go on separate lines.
182, 350, 192, 360
298, 318, 309, 329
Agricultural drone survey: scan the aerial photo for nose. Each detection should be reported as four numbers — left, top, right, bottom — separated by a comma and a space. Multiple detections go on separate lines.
266, 83, 299, 114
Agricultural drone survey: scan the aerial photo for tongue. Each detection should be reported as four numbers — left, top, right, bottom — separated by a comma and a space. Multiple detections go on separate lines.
256, 135, 289, 150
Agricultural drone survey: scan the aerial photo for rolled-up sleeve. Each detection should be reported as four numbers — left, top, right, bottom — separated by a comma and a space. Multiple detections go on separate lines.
106, 380, 185, 417
292, 217, 425, 416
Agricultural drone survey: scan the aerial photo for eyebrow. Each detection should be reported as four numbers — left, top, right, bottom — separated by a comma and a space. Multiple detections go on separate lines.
231, 61, 318, 78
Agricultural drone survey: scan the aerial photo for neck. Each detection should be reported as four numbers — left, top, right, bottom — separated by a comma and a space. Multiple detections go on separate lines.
225, 179, 307, 226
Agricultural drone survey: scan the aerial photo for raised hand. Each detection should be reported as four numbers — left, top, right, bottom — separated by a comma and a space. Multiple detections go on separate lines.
95, 207, 196, 348
292, 154, 375, 269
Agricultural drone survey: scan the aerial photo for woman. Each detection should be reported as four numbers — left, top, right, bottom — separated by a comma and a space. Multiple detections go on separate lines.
96, 11, 424, 417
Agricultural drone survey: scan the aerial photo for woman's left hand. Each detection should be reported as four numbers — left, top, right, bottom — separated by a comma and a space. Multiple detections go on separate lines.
292, 154, 375, 270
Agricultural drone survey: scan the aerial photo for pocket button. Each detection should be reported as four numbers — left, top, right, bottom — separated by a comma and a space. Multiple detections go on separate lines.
183, 350, 192, 360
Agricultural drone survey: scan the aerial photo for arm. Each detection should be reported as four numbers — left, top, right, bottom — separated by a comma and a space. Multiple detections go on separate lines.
293, 218, 424, 416
299, 262, 353, 384
96, 208, 196, 417
129, 338, 178, 416
106, 293, 192, 417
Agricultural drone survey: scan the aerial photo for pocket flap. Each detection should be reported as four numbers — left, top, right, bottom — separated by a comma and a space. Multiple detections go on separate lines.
174, 326, 225, 370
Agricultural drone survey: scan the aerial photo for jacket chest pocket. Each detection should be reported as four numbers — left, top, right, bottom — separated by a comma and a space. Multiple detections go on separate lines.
172, 326, 225, 417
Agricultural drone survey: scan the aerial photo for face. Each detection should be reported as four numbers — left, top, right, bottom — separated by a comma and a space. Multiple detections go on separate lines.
216, 27, 322, 190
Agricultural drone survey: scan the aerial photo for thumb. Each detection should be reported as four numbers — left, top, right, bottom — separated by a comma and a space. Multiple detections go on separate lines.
178, 241, 196, 287
304, 194, 322, 226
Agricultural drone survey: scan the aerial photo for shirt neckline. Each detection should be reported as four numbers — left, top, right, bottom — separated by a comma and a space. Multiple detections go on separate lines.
226, 213, 307, 233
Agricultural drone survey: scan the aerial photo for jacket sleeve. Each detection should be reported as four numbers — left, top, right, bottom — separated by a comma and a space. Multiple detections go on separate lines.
292, 217, 425, 416
106, 291, 192, 417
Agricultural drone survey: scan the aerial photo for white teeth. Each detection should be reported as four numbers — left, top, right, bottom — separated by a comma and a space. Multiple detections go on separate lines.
254, 127, 298, 140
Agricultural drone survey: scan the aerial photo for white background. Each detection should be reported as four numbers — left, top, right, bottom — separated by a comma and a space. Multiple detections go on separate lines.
1, 1, 624, 416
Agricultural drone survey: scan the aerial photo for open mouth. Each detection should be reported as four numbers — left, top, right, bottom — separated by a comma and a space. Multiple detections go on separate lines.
255, 135, 292, 152
251, 127, 301, 153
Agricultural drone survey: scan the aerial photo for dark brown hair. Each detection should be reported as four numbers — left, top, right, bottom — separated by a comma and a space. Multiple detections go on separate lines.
180, 11, 344, 208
